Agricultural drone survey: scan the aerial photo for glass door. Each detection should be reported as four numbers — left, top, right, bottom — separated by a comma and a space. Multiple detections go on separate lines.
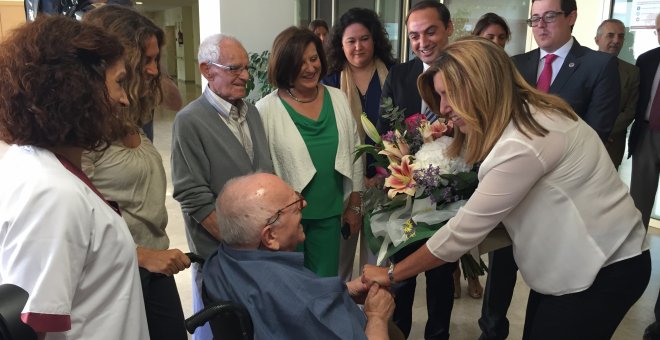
611, 0, 659, 63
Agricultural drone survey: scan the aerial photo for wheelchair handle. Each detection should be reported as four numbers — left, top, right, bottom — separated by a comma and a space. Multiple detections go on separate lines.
185, 252, 205, 266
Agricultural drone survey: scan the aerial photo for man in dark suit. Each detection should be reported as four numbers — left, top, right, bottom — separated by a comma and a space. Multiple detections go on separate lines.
378, 2, 457, 339
629, 13, 660, 340
380, 1, 453, 127
478, 1, 621, 339
512, 3, 620, 140
595, 19, 639, 170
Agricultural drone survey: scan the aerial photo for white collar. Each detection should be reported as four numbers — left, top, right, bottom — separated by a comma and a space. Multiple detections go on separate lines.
204, 86, 245, 118
540, 37, 574, 60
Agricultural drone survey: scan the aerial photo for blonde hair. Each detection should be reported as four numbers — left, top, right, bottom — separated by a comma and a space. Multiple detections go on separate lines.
418, 36, 577, 164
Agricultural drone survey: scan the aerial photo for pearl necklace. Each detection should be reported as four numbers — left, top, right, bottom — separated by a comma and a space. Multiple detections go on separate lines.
287, 86, 319, 103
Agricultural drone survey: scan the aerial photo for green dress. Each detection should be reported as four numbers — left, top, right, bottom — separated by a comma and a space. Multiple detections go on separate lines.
281, 88, 344, 277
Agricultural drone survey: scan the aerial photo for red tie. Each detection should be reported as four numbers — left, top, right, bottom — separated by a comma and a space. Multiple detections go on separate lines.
649, 84, 660, 131
536, 54, 557, 93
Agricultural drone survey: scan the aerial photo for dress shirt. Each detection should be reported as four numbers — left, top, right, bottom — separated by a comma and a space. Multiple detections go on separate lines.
644, 62, 660, 121
426, 105, 647, 295
420, 62, 431, 114
203, 86, 254, 161
538, 37, 574, 85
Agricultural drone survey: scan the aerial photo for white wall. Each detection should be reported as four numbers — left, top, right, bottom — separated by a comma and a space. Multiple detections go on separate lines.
197, 0, 298, 89
192, 4, 201, 85
199, 0, 297, 53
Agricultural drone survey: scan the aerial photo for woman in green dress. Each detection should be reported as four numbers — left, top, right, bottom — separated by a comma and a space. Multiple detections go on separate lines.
256, 26, 364, 277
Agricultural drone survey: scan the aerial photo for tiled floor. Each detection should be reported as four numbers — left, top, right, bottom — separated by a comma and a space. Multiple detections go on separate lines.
157, 81, 660, 339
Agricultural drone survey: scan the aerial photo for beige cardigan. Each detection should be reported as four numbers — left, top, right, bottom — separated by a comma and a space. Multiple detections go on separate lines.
256, 85, 364, 201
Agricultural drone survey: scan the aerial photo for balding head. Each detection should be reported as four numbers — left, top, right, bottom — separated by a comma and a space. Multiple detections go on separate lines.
216, 173, 305, 251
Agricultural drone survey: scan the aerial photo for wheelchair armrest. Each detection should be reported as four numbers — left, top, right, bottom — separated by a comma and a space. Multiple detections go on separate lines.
185, 300, 253, 339
0, 284, 37, 340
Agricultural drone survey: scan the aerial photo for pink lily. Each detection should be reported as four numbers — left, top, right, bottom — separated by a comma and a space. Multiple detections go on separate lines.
419, 120, 450, 143
397, 131, 411, 156
378, 130, 409, 164
384, 155, 418, 198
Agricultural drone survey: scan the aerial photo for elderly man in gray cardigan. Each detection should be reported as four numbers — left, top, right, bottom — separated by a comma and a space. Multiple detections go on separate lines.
171, 34, 273, 340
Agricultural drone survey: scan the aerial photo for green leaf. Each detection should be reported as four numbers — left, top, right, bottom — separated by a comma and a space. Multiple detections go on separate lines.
353, 144, 377, 163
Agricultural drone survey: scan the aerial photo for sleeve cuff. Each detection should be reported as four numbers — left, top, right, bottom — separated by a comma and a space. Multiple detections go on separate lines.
21, 312, 71, 333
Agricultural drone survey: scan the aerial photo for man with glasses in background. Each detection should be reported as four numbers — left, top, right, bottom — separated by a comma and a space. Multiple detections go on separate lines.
203, 173, 396, 340
171, 34, 274, 340
479, 1, 620, 339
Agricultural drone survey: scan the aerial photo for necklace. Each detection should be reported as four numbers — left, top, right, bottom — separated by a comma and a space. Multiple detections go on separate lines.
287, 86, 319, 103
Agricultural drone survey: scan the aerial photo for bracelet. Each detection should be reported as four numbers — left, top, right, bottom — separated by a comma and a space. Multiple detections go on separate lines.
387, 262, 395, 286
348, 205, 362, 215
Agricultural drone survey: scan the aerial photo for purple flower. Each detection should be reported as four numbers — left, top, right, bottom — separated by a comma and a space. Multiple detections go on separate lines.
381, 131, 396, 143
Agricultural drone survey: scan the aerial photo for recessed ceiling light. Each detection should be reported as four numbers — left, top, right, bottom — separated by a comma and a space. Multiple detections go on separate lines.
136, 1, 143, 4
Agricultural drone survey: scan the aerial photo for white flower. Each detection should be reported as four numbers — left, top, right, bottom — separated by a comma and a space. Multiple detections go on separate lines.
414, 136, 471, 174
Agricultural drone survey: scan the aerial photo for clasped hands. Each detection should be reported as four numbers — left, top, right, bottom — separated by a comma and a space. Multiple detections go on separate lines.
360, 264, 391, 288
346, 277, 395, 321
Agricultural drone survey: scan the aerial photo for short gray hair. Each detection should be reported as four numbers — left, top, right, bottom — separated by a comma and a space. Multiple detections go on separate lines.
596, 19, 624, 37
197, 34, 243, 65
216, 175, 273, 247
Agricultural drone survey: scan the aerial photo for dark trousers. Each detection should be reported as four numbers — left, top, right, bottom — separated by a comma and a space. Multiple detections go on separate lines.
391, 240, 457, 340
479, 245, 518, 340
522, 251, 650, 340
656, 288, 660, 325
140, 269, 188, 340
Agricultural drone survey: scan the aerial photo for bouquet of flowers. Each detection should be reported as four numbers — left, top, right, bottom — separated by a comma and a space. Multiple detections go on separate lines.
356, 98, 487, 277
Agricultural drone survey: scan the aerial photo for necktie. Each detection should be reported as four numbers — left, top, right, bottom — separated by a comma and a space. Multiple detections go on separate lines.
649, 84, 660, 131
536, 53, 557, 93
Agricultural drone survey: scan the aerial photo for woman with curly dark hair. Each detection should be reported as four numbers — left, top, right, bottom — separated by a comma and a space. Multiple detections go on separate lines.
323, 8, 396, 280
324, 8, 396, 180
0, 15, 149, 340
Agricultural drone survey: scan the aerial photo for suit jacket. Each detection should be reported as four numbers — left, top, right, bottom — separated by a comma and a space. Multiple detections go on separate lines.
171, 94, 274, 258
611, 60, 640, 136
378, 58, 424, 132
512, 39, 620, 141
629, 46, 660, 156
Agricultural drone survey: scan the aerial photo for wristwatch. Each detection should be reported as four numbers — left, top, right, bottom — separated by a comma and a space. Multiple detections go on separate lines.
387, 262, 396, 286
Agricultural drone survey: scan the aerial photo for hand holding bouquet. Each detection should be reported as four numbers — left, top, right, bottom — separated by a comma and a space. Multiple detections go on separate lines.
355, 99, 483, 272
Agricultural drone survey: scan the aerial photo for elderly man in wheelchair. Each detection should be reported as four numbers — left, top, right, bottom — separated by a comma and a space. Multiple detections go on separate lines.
192, 173, 395, 339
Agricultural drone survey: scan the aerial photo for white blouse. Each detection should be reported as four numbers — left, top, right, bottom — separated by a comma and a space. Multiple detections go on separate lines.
82, 131, 168, 250
426, 107, 648, 295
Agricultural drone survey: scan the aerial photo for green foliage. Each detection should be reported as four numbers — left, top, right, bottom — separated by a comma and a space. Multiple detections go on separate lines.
246, 50, 275, 103
380, 97, 407, 132
460, 254, 488, 279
